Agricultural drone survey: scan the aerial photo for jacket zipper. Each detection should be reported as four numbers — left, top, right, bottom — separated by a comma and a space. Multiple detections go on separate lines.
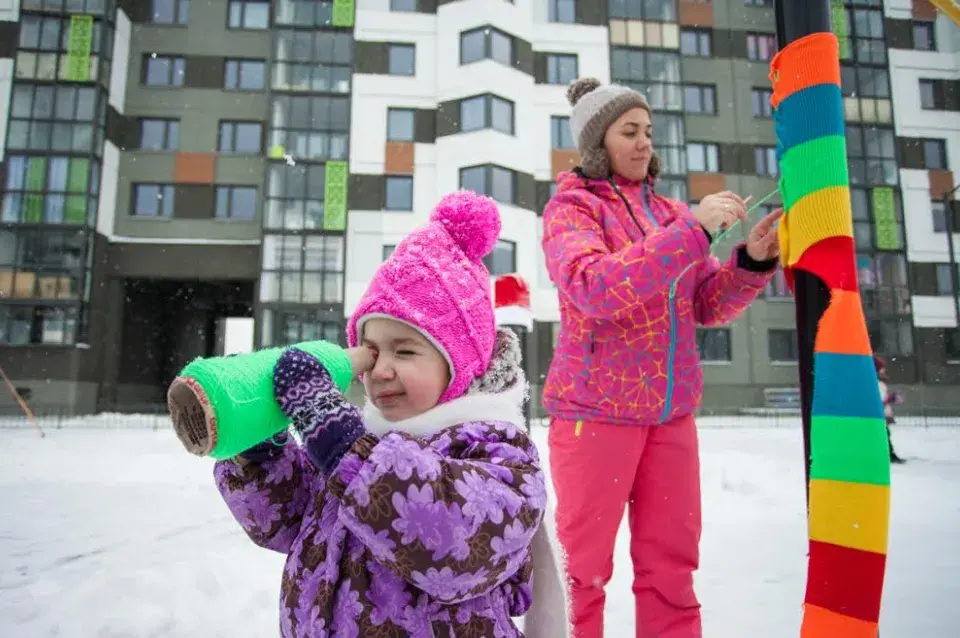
639, 181, 678, 424
609, 178, 678, 423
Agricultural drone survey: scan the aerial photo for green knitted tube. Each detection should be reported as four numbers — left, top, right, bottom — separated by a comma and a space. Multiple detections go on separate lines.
166, 341, 353, 460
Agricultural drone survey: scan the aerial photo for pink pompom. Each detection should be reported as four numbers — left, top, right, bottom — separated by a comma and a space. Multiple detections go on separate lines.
429, 190, 502, 261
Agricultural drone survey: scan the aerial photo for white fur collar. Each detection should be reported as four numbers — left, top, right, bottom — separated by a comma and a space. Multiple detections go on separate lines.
362, 377, 528, 438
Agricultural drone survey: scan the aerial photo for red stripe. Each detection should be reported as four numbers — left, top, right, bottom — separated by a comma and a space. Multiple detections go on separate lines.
805, 540, 886, 623
793, 236, 858, 292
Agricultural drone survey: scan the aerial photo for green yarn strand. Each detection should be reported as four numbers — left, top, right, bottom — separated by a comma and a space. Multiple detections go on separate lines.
176, 340, 353, 460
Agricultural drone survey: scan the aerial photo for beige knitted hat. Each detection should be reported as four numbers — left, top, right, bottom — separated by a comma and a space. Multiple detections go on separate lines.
567, 77, 662, 180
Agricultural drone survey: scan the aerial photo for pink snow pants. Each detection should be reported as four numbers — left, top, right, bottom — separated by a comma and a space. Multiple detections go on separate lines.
548, 415, 702, 638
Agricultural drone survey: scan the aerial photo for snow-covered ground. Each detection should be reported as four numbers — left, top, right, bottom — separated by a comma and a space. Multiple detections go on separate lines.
1, 417, 958, 637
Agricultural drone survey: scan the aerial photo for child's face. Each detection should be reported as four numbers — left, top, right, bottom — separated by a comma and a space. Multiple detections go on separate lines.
360, 318, 451, 421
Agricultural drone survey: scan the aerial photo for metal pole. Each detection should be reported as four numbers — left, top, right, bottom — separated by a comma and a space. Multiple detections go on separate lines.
943, 185, 960, 328
773, 0, 834, 506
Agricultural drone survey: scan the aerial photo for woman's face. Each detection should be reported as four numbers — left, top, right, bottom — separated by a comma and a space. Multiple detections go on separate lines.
603, 107, 653, 182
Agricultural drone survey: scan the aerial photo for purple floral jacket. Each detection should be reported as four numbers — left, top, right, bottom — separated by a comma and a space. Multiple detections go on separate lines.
213, 338, 548, 637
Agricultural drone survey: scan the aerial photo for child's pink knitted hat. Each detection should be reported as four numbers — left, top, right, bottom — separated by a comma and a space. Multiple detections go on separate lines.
347, 190, 501, 403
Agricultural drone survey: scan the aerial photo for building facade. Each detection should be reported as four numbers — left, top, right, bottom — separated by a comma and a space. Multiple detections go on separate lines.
0, 0, 958, 415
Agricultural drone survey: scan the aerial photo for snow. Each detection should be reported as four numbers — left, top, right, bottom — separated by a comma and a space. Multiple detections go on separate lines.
2, 417, 959, 637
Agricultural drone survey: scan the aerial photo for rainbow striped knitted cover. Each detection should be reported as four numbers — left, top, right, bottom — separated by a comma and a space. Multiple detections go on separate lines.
770, 33, 891, 637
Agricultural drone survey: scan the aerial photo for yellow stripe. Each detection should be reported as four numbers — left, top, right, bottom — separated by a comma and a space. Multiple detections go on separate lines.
784, 186, 854, 266
929, 0, 960, 27
574, 420, 583, 437
809, 478, 890, 554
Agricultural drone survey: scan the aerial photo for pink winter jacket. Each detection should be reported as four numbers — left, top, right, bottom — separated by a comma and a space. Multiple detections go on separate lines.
542, 169, 777, 426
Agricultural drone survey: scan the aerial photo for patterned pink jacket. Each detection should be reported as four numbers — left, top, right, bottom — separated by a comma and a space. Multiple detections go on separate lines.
541, 169, 777, 426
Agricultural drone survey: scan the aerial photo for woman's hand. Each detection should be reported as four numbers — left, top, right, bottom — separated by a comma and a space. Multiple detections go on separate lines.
693, 191, 748, 234
346, 345, 377, 377
746, 208, 784, 261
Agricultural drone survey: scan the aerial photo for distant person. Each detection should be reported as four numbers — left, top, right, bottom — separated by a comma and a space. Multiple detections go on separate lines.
541, 77, 781, 637
875, 355, 905, 464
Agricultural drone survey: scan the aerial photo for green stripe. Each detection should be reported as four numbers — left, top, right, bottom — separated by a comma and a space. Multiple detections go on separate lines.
779, 135, 849, 211
810, 415, 891, 486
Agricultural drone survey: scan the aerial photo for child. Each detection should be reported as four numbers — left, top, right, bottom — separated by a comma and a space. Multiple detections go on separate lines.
875, 355, 905, 464
213, 191, 569, 637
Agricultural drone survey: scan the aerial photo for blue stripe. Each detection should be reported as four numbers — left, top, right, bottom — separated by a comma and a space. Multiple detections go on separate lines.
774, 83, 845, 160
812, 352, 885, 420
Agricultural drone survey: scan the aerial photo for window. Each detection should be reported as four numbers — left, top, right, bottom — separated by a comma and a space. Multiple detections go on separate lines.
697, 329, 732, 362
460, 27, 513, 66
151, 0, 191, 24
680, 29, 711, 57
484, 240, 516, 275
923, 139, 948, 171
683, 84, 716, 114
259, 234, 345, 304
765, 269, 792, 299
215, 186, 258, 220
143, 55, 185, 87
139, 118, 179, 151
263, 163, 328, 230
935, 264, 956, 297
747, 33, 777, 61
272, 30, 353, 94
919, 80, 936, 109
16, 13, 109, 83
551, 116, 574, 149
382, 245, 396, 261
387, 108, 415, 142
218, 121, 263, 154
846, 126, 897, 186
2, 155, 94, 224
259, 309, 344, 348
868, 318, 914, 356
609, 0, 676, 20
388, 44, 416, 76
225, 59, 266, 90
744, 0, 772, 5
611, 48, 682, 110
932, 200, 947, 233
460, 165, 516, 205
752, 88, 773, 117
132, 184, 175, 218
391, 0, 419, 11
270, 96, 350, 161
768, 329, 798, 362
754, 146, 778, 177
840, 66, 890, 99
385, 176, 414, 211
274, 0, 337, 27
460, 95, 515, 135
546, 53, 578, 85
686, 143, 719, 173
549, 0, 575, 23
6, 84, 98, 154
857, 253, 911, 316
912, 21, 936, 51
228, 0, 270, 29
848, 6, 886, 65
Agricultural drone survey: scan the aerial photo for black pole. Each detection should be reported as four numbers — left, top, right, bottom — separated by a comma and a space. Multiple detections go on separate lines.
944, 185, 960, 328
773, 0, 834, 506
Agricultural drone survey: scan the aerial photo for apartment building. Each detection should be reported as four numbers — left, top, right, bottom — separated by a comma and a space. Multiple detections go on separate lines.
883, 2, 959, 388
1, 0, 958, 415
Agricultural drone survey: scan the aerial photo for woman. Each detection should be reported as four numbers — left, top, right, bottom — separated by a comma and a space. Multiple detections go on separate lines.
541, 77, 781, 637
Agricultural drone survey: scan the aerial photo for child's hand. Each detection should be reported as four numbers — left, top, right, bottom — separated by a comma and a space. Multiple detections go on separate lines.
346, 345, 377, 377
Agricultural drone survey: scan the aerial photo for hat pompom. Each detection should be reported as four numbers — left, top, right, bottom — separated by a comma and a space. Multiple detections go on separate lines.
430, 190, 502, 261
567, 77, 602, 106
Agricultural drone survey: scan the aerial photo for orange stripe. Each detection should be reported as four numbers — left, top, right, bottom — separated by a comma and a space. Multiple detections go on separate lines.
770, 32, 841, 108
814, 290, 873, 356
801, 604, 879, 638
